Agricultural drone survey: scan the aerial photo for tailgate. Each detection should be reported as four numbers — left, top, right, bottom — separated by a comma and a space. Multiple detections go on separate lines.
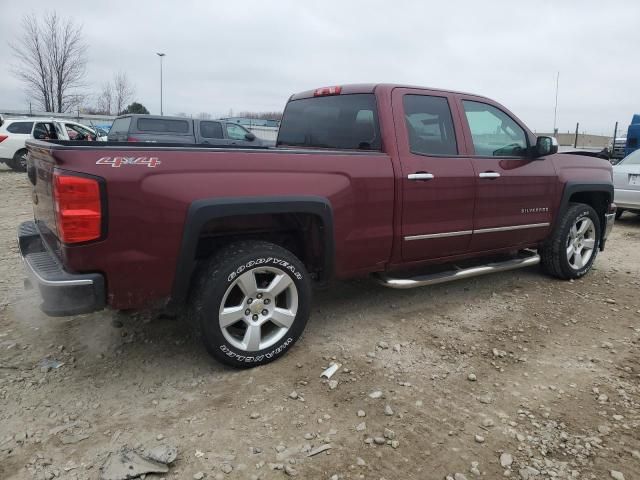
26, 141, 59, 249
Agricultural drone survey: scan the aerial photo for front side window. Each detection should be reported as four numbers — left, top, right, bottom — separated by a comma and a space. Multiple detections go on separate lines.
65, 123, 94, 140
200, 121, 223, 139
403, 95, 457, 155
278, 93, 381, 150
226, 123, 249, 140
7, 122, 34, 134
462, 101, 528, 157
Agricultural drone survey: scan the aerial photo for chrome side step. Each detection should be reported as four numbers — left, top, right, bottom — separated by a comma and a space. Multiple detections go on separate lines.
377, 251, 540, 289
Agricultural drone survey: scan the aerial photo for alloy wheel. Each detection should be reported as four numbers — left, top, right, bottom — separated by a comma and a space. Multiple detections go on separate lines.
218, 267, 298, 352
566, 217, 596, 270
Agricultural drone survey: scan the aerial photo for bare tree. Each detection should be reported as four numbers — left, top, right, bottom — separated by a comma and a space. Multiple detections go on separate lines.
96, 81, 113, 115
198, 112, 212, 120
10, 12, 87, 112
113, 72, 134, 115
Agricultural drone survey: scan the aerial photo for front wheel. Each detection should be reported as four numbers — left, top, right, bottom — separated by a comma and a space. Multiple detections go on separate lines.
190, 241, 311, 368
541, 203, 601, 280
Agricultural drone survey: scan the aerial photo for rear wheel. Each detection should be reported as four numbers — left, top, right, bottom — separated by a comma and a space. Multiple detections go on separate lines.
10, 149, 28, 172
541, 203, 601, 280
190, 241, 311, 368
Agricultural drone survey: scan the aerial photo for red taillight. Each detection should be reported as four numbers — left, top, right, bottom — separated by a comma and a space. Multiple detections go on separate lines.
127, 136, 139, 142
53, 172, 102, 244
0, 135, 8, 143
314, 86, 342, 97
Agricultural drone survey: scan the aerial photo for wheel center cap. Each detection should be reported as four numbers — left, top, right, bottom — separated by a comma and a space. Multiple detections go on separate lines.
250, 301, 264, 315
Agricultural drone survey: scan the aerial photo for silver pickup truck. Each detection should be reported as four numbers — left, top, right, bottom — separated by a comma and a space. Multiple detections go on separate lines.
107, 114, 267, 146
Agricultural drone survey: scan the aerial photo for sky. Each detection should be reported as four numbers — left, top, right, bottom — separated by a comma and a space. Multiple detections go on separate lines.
0, 0, 637, 135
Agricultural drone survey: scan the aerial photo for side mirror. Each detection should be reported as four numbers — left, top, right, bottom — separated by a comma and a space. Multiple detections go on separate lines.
245, 132, 256, 141
535, 136, 558, 157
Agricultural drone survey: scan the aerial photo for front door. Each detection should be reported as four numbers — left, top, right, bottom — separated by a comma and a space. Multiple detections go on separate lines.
393, 88, 476, 262
456, 98, 557, 252
225, 123, 254, 146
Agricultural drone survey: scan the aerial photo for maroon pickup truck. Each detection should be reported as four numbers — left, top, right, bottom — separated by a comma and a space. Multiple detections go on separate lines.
19, 84, 616, 367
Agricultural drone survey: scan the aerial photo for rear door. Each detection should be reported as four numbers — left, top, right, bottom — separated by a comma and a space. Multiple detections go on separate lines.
455, 96, 556, 251
196, 120, 227, 145
392, 88, 476, 261
1, 121, 33, 160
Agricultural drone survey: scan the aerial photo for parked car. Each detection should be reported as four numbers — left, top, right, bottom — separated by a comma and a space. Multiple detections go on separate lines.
19, 83, 615, 368
107, 114, 265, 146
613, 148, 640, 218
0, 117, 105, 171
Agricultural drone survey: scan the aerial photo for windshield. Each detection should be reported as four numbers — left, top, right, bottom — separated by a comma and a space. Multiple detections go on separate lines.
277, 93, 381, 150
619, 150, 640, 165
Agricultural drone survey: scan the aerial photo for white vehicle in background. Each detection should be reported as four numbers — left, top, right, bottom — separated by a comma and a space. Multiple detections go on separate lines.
0, 117, 105, 171
613, 149, 640, 219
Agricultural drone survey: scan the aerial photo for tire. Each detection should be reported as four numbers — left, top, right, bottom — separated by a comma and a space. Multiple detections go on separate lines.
190, 240, 311, 368
541, 203, 601, 280
10, 149, 28, 172
615, 209, 624, 220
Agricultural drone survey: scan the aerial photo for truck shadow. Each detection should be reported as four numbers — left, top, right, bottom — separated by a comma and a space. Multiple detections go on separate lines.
615, 212, 640, 228
4, 264, 552, 376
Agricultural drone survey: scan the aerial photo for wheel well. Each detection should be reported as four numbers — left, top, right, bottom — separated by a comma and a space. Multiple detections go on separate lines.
568, 191, 610, 219
194, 212, 327, 281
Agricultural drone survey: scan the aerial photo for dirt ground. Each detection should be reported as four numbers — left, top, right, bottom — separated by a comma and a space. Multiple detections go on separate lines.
1, 164, 639, 480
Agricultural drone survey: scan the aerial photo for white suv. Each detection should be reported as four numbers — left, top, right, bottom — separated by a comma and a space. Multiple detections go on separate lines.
0, 117, 106, 171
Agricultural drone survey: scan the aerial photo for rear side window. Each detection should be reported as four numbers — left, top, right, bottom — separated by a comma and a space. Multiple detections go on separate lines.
200, 121, 223, 139
110, 117, 132, 135
137, 118, 190, 134
403, 95, 457, 155
277, 94, 381, 150
7, 121, 33, 134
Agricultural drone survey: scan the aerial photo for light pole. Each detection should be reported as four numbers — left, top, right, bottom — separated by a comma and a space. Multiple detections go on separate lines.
553, 71, 559, 136
156, 52, 165, 115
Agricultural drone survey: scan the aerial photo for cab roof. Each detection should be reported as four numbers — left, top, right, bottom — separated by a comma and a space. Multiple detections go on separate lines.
289, 83, 487, 101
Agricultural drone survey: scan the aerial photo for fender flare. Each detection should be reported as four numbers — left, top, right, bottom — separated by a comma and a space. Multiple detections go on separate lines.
171, 195, 334, 303
556, 181, 614, 248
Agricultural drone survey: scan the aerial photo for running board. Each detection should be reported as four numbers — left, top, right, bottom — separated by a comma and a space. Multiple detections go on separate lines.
377, 251, 540, 289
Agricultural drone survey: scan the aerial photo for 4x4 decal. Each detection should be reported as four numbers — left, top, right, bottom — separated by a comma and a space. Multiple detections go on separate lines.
96, 156, 161, 168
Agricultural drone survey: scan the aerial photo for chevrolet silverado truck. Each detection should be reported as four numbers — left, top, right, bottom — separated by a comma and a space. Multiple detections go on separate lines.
18, 84, 616, 367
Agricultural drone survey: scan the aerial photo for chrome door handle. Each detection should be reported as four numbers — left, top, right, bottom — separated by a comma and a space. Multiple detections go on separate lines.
408, 173, 434, 181
479, 172, 500, 179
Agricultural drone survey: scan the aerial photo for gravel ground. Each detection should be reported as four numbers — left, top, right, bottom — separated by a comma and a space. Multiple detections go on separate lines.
0, 164, 639, 480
